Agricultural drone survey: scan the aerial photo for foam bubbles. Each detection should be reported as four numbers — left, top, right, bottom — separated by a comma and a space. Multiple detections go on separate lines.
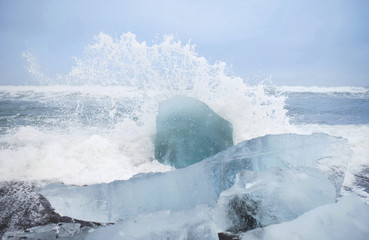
0, 125, 172, 185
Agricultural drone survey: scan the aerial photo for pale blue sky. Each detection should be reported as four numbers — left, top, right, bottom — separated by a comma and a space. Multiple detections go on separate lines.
0, 0, 368, 86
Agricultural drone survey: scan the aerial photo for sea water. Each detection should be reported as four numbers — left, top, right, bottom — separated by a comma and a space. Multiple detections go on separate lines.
0, 32, 368, 204
281, 86, 369, 201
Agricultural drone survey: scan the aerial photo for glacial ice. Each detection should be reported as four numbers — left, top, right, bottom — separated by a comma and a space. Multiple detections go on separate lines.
241, 195, 369, 240
38, 133, 351, 223
86, 205, 217, 240
215, 168, 336, 232
1, 222, 90, 240
214, 132, 352, 195
84, 196, 369, 240
155, 96, 233, 168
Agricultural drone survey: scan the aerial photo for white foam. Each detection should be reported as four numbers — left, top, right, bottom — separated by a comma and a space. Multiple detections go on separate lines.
276, 85, 368, 94
0, 85, 141, 100
0, 125, 172, 185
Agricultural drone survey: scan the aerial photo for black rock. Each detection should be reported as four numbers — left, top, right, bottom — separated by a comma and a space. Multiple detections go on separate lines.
225, 194, 260, 233
0, 181, 102, 238
354, 167, 369, 194
218, 232, 242, 240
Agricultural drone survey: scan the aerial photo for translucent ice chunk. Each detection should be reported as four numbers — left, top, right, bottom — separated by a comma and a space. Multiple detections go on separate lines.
38, 133, 351, 223
1, 223, 86, 240
215, 168, 336, 232
210, 132, 352, 195
155, 96, 233, 168
241, 195, 369, 240
86, 205, 217, 240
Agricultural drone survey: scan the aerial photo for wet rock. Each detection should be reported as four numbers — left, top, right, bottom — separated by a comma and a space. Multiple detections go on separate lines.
225, 195, 260, 233
218, 232, 242, 240
0, 181, 102, 238
354, 167, 369, 194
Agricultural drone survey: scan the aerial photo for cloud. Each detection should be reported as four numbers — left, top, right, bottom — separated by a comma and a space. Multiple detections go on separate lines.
1, 0, 368, 86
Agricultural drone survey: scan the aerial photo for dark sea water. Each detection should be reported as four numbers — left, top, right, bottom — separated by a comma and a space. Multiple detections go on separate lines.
285, 90, 369, 125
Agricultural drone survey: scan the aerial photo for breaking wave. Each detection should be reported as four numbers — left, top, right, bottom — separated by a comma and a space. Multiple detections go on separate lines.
0, 32, 292, 185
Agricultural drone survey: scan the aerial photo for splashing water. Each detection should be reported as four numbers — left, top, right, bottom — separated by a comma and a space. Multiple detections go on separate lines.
1, 32, 291, 185
27, 32, 291, 140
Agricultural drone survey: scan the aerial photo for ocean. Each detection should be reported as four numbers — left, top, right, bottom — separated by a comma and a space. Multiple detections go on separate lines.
0, 33, 368, 238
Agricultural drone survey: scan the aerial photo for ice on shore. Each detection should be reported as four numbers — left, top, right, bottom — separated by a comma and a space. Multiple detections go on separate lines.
215, 168, 336, 232
241, 195, 369, 240
155, 96, 233, 168
38, 133, 351, 223
86, 205, 217, 240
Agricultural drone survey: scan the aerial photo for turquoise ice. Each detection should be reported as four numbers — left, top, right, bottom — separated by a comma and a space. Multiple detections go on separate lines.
155, 96, 233, 168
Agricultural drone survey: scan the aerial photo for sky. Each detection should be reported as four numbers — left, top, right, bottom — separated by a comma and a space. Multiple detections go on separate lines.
0, 0, 368, 86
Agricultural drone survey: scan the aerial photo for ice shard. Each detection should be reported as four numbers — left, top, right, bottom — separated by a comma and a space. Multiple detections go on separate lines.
38, 133, 351, 223
215, 168, 336, 233
241, 195, 369, 240
155, 96, 233, 168
86, 205, 217, 240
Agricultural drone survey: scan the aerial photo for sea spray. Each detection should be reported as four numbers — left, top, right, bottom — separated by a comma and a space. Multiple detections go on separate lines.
24, 32, 291, 141
0, 32, 291, 185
